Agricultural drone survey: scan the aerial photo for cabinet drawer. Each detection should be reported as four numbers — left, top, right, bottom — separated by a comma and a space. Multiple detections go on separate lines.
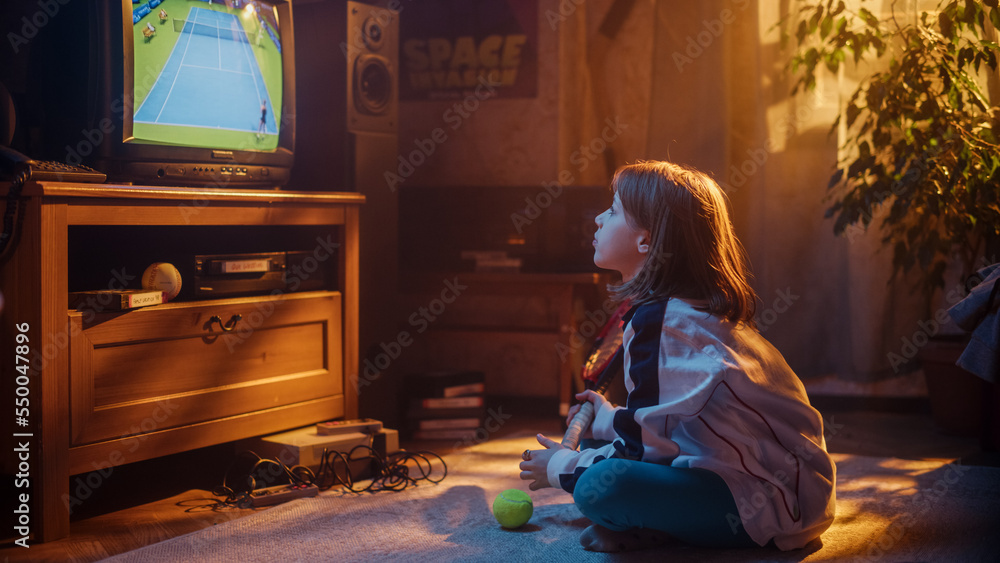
69, 291, 342, 447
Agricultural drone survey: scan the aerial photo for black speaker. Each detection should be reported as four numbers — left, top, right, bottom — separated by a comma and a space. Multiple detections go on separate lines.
290, 0, 398, 192
291, 0, 401, 420
343, 2, 402, 413
346, 1, 398, 135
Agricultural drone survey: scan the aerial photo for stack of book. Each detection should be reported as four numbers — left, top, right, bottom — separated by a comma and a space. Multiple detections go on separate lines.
403, 370, 486, 441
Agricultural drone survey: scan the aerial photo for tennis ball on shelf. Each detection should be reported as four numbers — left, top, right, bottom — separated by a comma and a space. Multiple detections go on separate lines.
141, 262, 182, 301
492, 489, 533, 529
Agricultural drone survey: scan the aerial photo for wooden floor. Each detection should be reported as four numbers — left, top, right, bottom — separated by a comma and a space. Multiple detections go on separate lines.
1, 405, 993, 562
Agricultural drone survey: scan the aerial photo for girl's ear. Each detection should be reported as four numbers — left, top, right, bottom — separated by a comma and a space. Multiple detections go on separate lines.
636, 230, 651, 256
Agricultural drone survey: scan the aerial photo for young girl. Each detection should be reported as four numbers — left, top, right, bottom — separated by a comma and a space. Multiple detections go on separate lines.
519, 161, 836, 552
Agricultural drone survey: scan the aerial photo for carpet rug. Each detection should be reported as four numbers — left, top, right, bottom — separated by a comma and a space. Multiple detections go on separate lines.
105, 433, 1000, 562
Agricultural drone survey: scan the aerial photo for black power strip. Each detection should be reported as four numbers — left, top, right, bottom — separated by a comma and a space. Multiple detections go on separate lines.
248, 483, 319, 507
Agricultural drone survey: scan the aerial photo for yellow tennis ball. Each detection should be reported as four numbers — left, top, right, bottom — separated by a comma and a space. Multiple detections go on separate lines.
492, 489, 533, 529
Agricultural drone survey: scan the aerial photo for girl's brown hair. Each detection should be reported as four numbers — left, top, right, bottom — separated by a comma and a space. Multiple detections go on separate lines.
610, 161, 757, 325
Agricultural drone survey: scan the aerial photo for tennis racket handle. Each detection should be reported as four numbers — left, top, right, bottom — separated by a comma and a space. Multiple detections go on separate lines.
561, 401, 595, 450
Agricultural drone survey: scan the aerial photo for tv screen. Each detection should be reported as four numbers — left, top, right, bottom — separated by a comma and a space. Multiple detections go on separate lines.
10, 0, 296, 188
5, 0, 297, 188
104, 0, 296, 187
129, 1, 286, 153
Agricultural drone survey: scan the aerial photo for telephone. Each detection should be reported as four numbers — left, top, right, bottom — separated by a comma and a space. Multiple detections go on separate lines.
0, 145, 106, 183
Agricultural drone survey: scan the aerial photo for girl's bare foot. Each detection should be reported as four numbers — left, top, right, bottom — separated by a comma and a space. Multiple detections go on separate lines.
579, 523, 672, 552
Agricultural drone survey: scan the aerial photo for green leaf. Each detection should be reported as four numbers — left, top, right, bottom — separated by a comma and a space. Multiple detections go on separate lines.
919, 98, 940, 119
958, 46, 974, 67
830, 113, 842, 134
872, 36, 886, 56
858, 141, 872, 160
836, 15, 847, 35
846, 102, 861, 127
832, 210, 853, 235
963, 0, 978, 25
985, 0, 999, 10
939, 66, 953, 91
823, 49, 845, 73
821, 14, 834, 38
848, 156, 873, 179
873, 128, 892, 148
859, 7, 879, 28
809, 5, 824, 32
805, 47, 820, 68
828, 168, 845, 189
939, 11, 955, 38
866, 83, 885, 110
992, 8, 1000, 32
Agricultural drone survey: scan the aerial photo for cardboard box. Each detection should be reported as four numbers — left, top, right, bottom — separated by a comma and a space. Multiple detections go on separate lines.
240, 424, 399, 472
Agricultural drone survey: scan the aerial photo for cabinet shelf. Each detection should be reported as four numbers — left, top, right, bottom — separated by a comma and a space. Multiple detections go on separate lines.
67, 289, 340, 314
0, 182, 362, 542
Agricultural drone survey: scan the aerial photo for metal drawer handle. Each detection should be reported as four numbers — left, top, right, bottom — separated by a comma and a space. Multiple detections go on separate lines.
209, 314, 242, 333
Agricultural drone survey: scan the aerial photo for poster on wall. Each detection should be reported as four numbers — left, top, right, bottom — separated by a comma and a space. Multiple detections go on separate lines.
399, 0, 538, 100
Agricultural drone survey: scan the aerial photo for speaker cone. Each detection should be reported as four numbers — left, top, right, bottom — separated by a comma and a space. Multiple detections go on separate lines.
354, 55, 392, 115
362, 17, 384, 51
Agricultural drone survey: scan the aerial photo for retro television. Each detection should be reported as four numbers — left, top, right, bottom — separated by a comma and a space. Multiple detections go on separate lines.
19, 0, 296, 188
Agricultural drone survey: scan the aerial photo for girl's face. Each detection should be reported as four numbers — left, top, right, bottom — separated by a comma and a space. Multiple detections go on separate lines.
593, 192, 649, 281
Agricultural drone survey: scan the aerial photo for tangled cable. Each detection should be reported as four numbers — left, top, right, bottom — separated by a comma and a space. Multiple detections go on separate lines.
205, 442, 448, 510
0, 167, 28, 261
307, 445, 447, 493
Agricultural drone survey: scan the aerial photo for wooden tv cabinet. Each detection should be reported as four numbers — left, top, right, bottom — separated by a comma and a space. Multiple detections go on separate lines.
0, 181, 363, 542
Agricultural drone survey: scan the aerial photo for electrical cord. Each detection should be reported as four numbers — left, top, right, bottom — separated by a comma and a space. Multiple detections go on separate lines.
306, 445, 448, 493
0, 167, 27, 261
209, 450, 307, 509
202, 441, 448, 510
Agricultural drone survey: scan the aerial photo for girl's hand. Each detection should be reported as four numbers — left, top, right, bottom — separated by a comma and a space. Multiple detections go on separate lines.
518, 433, 568, 491
564, 390, 609, 440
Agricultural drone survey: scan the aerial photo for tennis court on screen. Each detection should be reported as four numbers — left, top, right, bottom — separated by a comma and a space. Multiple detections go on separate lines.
134, 7, 275, 136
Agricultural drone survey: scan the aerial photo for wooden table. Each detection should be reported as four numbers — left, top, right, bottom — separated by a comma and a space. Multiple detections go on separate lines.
1, 181, 362, 542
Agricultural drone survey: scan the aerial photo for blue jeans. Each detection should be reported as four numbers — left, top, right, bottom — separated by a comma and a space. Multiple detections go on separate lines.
571, 457, 758, 548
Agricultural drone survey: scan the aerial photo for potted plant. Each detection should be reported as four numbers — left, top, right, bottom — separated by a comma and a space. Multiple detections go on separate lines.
781, 0, 1000, 435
